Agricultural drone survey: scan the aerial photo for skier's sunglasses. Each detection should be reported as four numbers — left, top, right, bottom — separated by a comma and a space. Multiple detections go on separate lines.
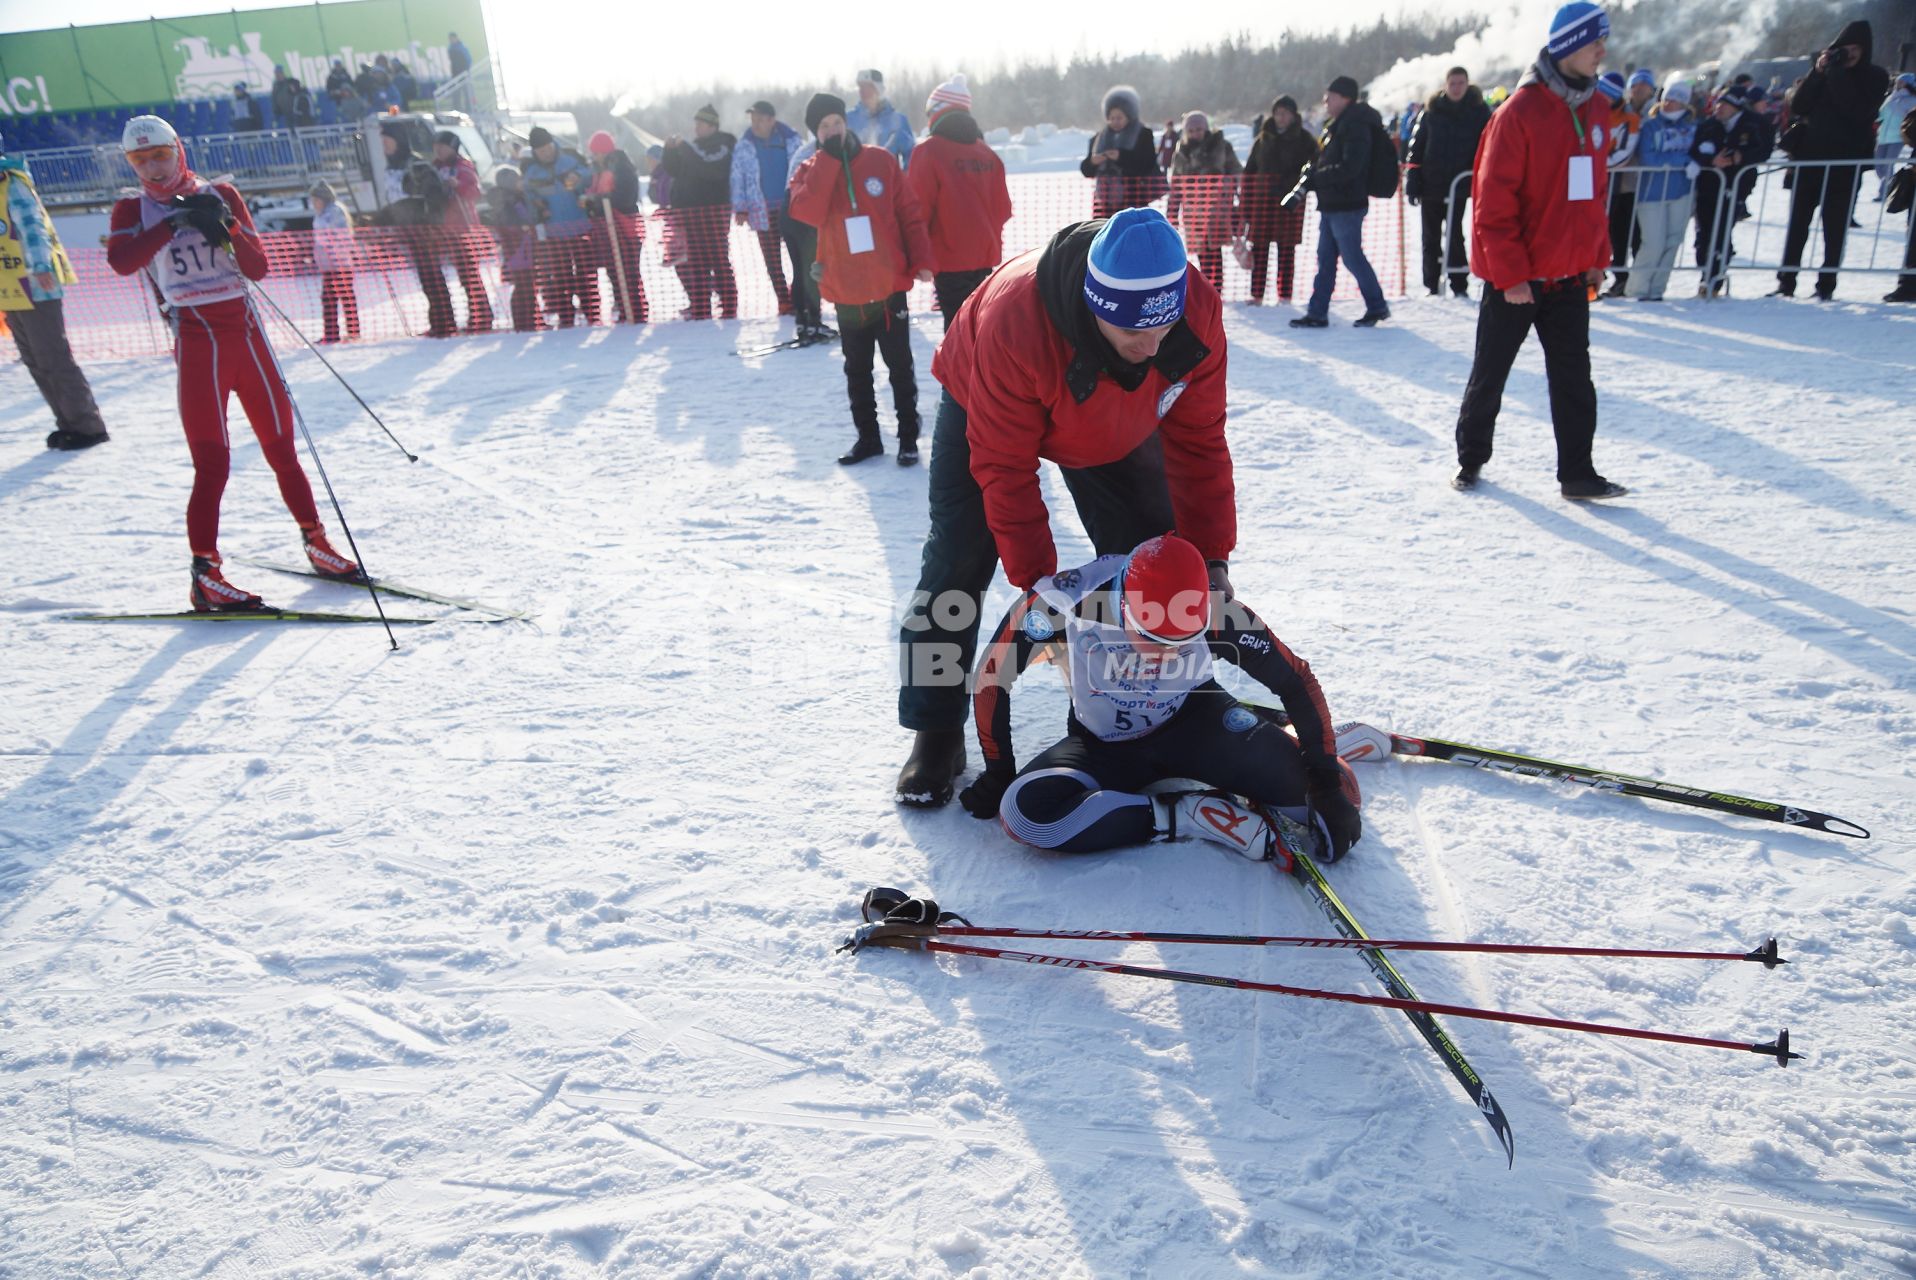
126, 145, 174, 163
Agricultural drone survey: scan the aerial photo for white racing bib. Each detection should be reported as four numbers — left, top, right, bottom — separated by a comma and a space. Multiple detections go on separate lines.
138, 185, 246, 308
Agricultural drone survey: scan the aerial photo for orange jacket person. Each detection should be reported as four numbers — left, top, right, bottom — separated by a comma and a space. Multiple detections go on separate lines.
789, 91, 933, 466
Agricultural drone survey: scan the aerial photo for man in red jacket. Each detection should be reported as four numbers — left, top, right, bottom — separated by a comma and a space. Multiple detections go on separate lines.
789, 92, 933, 466
107, 114, 357, 610
893, 206, 1236, 807
430, 130, 493, 332
904, 74, 1013, 329
1452, 1, 1627, 501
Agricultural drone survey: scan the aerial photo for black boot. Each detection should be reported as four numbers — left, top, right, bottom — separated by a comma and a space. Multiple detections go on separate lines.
896, 728, 967, 807
46, 429, 110, 451
839, 434, 883, 465
897, 425, 921, 467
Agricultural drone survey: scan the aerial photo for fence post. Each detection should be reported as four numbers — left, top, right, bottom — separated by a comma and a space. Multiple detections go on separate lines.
602, 198, 635, 324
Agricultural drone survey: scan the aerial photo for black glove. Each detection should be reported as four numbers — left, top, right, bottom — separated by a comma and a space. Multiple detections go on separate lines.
1281, 175, 1310, 211
1308, 774, 1362, 863
820, 134, 849, 161
958, 769, 1015, 819
1206, 559, 1233, 603
1403, 168, 1423, 205
170, 192, 232, 249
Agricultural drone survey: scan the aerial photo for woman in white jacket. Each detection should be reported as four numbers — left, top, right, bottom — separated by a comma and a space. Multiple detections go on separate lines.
310, 181, 359, 342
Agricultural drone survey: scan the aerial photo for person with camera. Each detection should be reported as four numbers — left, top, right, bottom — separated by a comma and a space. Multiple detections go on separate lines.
1690, 85, 1771, 296
522, 126, 601, 327
662, 105, 740, 320
1774, 20, 1889, 298
1285, 74, 1391, 329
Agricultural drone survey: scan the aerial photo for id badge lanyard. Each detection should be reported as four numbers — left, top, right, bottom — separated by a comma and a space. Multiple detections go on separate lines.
1565, 101, 1596, 203
841, 154, 875, 255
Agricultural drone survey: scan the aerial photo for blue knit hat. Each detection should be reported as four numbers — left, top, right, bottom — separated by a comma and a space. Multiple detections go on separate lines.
1547, 2, 1609, 58
1627, 67, 1656, 89
1083, 208, 1188, 330
1597, 71, 1625, 101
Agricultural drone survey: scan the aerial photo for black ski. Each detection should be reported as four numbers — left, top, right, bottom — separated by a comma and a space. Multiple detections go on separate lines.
226, 558, 529, 621
734, 329, 838, 358
1387, 732, 1869, 839
1287, 846, 1517, 1166
1248, 701, 1868, 840
63, 609, 438, 624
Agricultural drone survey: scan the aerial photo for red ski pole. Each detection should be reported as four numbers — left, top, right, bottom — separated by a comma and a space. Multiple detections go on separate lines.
909, 938, 1800, 1066
926, 927, 1786, 968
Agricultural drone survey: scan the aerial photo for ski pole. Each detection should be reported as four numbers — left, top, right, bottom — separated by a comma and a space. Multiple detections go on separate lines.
914, 926, 1787, 968
242, 286, 400, 651
248, 282, 420, 463
1248, 701, 1869, 840
896, 937, 1803, 1067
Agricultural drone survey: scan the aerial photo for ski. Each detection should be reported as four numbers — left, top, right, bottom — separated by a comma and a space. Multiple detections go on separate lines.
1286, 848, 1518, 1166
63, 609, 438, 624
734, 335, 830, 357
226, 558, 530, 620
1383, 731, 1868, 839
1249, 702, 1868, 840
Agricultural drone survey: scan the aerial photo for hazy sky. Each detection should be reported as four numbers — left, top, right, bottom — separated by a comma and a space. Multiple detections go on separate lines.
0, 0, 1471, 103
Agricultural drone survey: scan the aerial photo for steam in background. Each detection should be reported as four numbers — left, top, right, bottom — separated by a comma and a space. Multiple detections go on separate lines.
1364, 0, 1799, 106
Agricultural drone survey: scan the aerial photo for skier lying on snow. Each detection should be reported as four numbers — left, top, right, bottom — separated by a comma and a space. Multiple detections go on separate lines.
956, 533, 1364, 865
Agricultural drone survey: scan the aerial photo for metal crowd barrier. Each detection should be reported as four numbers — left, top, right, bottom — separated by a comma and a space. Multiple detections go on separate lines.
17, 123, 364, 207
1441, 155, 1914, 299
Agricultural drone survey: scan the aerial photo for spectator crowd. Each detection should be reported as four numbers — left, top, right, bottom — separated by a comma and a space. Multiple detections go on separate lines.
7, 10, 1914, 473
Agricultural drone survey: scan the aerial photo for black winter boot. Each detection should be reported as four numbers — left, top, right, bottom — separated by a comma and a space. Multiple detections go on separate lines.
839, 434, 883, 465
895, 728, 967, 807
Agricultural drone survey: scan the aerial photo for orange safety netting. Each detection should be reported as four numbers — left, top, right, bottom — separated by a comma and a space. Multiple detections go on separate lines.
13, 174, 1413, 364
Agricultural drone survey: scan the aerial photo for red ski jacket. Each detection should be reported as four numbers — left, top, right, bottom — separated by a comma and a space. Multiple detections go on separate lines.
932, 221, 1234, 590
905, 121, 1013, 273
788, 137, 930, 306
1469, 79, 1612, 290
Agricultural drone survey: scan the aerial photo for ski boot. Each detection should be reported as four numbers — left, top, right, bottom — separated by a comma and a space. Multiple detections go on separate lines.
301, 524, 363, 581
190, 555, 265, 612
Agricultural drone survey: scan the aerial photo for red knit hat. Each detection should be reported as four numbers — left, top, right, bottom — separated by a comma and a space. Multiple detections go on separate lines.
925, 73, 972, 125
587, 130, 616, 156
1119, 534, 1210, 643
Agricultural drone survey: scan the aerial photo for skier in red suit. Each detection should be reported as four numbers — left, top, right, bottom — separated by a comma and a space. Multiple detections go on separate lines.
106, 114, 358, 611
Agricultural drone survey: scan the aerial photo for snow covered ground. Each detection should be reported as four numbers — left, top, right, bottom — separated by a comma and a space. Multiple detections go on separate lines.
2, 291, 1914, 1278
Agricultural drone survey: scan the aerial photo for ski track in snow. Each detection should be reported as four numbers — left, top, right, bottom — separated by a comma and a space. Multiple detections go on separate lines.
2, 297, 1915, 1278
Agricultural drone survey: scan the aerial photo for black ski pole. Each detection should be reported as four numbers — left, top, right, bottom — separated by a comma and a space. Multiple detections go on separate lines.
248, 283, 420, 463
243, 287, 400, 651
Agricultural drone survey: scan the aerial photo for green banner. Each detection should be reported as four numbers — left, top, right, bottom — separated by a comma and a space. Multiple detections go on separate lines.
0, 0, 489, 117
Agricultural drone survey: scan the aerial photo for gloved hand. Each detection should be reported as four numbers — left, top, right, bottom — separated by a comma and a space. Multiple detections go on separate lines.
1404, 168, 1423, 205
1281, 175, 1310, 212
958, 768, 1015, 819
1307, 773, 1362, 863
169, 192, 232, 249
1684, 161, 1701, 181
1206, 559, 1233, 603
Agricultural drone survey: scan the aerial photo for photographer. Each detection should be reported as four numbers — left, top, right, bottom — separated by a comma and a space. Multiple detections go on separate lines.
522, 126, 600, 327
1774, 20, 1889, 298
1690, 86, 1771, 296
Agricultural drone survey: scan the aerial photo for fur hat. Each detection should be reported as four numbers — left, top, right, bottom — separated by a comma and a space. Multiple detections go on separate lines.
806, 92, 848, 137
